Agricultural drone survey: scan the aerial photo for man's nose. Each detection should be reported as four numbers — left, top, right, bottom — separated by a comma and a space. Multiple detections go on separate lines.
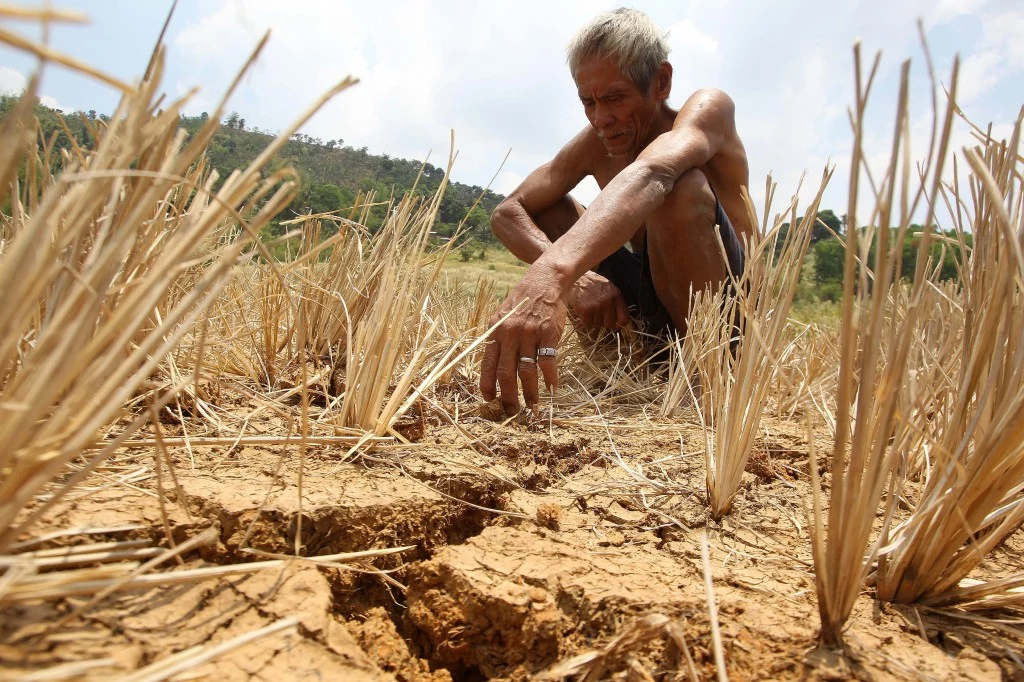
594, 104, 615, 129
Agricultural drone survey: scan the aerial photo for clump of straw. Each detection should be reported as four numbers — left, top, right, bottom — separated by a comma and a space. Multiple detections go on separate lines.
808, 39, 961, 646
676, 171, 831, 519
874, 108, 1024, 608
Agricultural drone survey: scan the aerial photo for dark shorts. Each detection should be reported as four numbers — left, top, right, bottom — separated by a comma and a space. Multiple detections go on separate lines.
594, 194, 745, 336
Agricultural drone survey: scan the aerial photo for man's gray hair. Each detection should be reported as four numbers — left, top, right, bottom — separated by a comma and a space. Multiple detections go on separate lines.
566, 8, 669, 93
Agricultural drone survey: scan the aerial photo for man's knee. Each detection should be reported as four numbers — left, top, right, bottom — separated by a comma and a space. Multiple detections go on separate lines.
534, 195, 584, 242
657, 168, 717, 231
646, 167, 731, 299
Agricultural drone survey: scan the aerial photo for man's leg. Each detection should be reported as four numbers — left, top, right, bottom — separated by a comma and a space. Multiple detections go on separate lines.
644, 168, 743, 331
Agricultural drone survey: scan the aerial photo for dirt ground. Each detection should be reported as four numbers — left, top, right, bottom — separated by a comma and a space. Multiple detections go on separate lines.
2, 404, 1022, 681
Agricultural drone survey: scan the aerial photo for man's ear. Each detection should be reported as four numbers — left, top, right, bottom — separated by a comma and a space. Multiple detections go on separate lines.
654, 61, 672, 102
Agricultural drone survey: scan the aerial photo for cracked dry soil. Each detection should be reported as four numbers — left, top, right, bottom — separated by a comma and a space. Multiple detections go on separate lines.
2, 417, 1020, 681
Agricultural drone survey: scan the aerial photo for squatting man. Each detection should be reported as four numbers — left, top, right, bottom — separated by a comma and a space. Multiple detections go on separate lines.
480, 8, 753, 415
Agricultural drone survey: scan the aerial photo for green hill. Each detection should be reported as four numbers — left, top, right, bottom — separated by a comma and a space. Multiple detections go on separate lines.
1, 95, 505, 250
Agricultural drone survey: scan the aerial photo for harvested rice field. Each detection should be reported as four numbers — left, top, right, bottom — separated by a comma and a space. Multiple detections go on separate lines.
2, 7, 1023, 682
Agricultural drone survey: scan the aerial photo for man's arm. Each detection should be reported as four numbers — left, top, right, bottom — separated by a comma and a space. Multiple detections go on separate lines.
536, 88, 742, 289
490, 136, 589, 264
490, 134, 632, 332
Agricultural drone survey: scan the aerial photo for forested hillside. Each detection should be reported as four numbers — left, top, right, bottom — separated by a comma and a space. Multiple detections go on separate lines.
180, 111, 502, 241
0, 96, 503, 249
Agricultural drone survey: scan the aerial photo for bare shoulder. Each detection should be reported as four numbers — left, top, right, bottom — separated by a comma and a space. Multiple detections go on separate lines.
665, 88, 752, 238
672, 89, 740, 141
555, 125, 607, 175
674, 88, 748, 178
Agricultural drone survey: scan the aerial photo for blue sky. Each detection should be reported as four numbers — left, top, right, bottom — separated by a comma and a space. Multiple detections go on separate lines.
1, 0, 1021, 224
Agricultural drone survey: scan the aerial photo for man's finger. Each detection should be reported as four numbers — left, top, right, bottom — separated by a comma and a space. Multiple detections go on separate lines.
602, 302, 617, 330
576, 304, 591, 329
496, 338, 520, 416
517, 341, 540, 408
537, 326, 560, 394
480, 337, 499, 401
615, 295, 630, 329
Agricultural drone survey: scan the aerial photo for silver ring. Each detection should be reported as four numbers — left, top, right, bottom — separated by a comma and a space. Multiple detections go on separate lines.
519, 356, 536, 364
537, 347, 557, 357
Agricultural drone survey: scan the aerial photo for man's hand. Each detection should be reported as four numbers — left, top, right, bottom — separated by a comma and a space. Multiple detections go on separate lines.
480, 268, 567, 416
567, 271, 630, 331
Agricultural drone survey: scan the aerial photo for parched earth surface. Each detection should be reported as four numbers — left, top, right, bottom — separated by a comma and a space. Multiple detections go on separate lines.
2, 408, 1022, 681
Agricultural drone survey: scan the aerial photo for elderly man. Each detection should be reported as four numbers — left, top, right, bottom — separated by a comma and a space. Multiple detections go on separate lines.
481, 8, 753, 415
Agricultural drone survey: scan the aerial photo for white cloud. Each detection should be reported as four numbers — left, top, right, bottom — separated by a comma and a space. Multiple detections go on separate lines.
0, 66, 73, 112
171, 0, 606, 196
664, 19, 720, 89
38, 94, 73, 113
958, 49, 1002, 104
494, 171, 524, 196
927, 0, 989, 27
0, 66, 26, 94
981, 6, 1024, 67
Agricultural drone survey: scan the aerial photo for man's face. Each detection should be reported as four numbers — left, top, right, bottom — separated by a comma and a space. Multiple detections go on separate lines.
575, 55, 660, 158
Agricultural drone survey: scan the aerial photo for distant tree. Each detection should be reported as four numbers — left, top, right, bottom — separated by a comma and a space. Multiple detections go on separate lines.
899, 229, 920, 280
0, 96, 511, 251
438, 192, 463, 224
907, 228, 970, 282
815, 209, 842, 243
466, 205, 489, 229
814, 238, 845, 283
772, 208, 841, 258
773, 222, 790, 258
308, 183, 344, 214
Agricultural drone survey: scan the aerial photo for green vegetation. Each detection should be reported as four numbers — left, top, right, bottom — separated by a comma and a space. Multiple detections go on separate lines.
786, 212, 970, 322
441, 246, 526, 294
178, 111, 502, 246
812, 226, 970, 291
0, 95, 504, 253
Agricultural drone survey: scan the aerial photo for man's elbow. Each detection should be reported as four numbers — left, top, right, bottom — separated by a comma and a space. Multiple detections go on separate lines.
490, 199, 517, 243
634, 159, 679, 199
